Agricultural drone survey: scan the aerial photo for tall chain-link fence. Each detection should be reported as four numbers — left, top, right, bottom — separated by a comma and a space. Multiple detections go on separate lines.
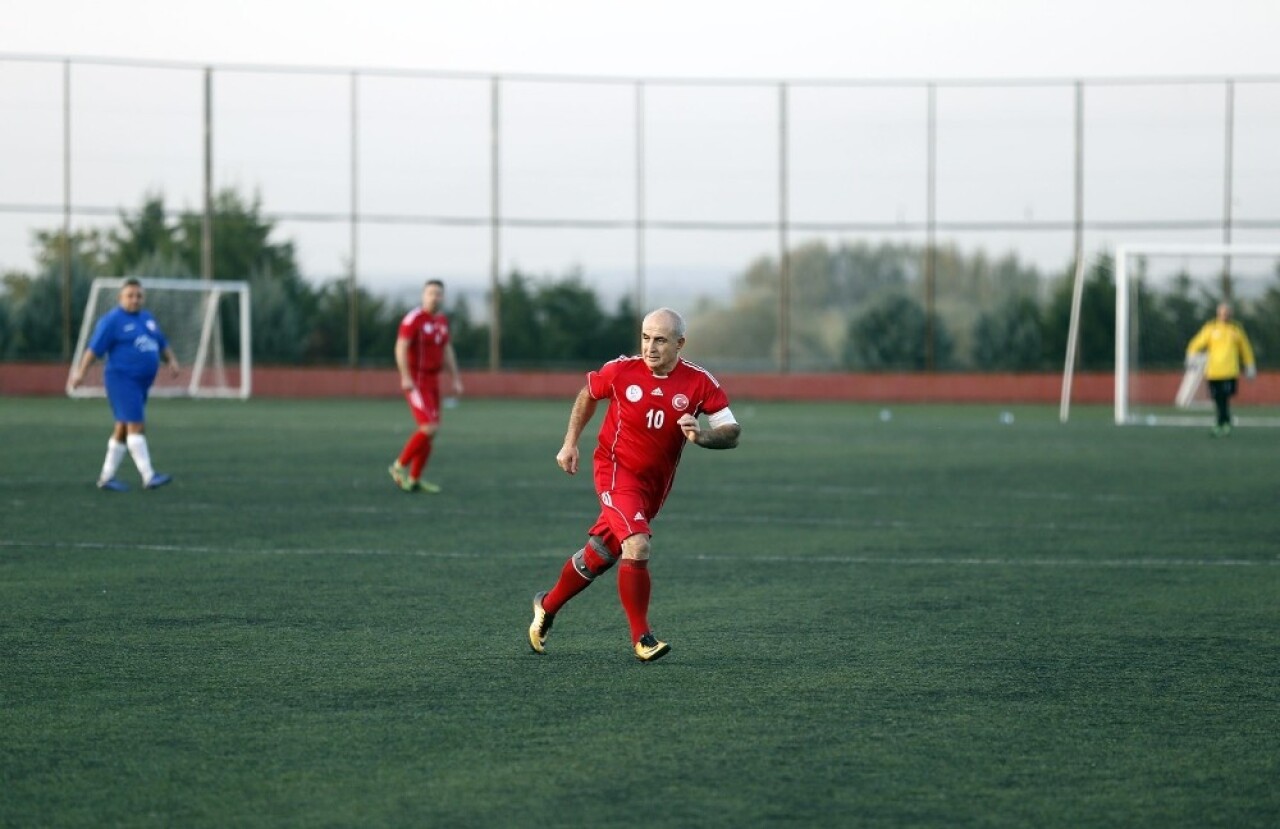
3, 55, 1279, 371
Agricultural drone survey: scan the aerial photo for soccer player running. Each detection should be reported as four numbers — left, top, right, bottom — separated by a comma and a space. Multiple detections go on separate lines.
1185, 301, 1257, 436
389, 279, 463, 493
528, 307, 741, 662
69, 278, 179, 491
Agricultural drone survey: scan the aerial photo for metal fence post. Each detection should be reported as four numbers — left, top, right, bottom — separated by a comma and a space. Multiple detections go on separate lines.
635, 80, 646, 322
778, 82, 790, 373
1222, 79, 1235, 299
1059, 80, 1087, 423
203, 67, 213, 281
489, 75, 502, 372
925, 82, 937, 371
61, 59, 72, 359
349, 71, 360, 366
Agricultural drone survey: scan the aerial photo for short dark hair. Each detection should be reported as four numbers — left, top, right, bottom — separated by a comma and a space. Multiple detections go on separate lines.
122, 277, 142, 289
425, 279, 444, 289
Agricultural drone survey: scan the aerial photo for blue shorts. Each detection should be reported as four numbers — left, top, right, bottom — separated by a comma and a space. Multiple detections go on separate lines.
105, 372, 155, 423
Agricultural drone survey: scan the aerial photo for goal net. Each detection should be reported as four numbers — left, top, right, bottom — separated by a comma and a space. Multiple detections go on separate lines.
68, 277, 252, 399
1114, 243, 1277, 426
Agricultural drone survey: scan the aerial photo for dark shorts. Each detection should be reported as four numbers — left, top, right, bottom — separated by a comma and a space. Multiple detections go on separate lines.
1208, 378, 1237, 399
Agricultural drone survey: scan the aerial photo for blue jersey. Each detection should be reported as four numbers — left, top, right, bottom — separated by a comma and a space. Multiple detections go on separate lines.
88, 306, 169, 380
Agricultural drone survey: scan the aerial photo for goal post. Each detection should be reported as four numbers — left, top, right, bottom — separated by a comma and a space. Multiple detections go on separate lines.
1113, 243, 1278, 427
68, 276, 252, 399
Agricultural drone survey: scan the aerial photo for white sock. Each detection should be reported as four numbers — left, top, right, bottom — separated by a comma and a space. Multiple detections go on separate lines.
126, 434, 155, 483
100, 439, 127, 483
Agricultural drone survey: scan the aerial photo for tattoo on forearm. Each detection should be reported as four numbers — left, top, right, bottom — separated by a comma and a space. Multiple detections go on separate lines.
696, 425, 740, 449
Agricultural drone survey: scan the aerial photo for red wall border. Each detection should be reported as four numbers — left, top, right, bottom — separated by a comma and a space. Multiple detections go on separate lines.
3, 362, 1277, 404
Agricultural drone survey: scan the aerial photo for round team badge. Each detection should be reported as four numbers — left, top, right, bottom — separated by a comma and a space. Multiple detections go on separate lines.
672, 394, 690, 411
626, 384, 643, 402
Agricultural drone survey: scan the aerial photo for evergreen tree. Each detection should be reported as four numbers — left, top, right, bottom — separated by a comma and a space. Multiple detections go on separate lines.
7, 257, 96, 360
446, 294, 488, 367
845, 293, 954, 370
972, 295, 1045, 370
1043, 256, 1115, 371
1238, 269, 1280, 368
108, 193, 178, 275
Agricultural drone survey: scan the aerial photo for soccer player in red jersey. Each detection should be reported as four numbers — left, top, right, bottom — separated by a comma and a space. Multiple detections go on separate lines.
528, 307, 741, 662
389, 279, 463, 493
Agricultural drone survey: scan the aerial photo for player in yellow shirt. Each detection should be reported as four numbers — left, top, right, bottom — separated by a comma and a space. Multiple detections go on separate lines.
1185, 302, 1257, 436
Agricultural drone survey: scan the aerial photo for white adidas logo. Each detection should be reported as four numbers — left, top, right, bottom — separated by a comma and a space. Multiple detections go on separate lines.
650, 388, 663, 396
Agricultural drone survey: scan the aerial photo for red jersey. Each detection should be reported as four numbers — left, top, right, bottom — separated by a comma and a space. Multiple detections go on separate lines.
587, 355, 731, 493
397, 308, 451, 386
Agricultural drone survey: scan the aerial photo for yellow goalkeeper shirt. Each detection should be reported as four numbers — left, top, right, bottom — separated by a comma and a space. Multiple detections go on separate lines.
1186, 320, 1256, 381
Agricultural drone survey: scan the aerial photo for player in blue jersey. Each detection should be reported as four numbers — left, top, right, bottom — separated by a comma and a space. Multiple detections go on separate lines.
69, 278, 180, 491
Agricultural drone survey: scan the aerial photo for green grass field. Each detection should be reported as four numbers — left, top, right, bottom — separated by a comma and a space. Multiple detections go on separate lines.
2, 396, 1277, 828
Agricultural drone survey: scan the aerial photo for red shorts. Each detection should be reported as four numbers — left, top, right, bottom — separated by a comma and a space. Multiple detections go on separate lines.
404, 382, 441, 427
589, 464, 667, 544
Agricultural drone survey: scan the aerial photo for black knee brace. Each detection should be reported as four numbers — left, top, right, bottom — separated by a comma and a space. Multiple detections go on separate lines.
572, 535, 619, 581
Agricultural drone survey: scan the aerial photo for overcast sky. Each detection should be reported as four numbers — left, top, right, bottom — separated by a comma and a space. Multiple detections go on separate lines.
3, 0, 1279, 80
3, 0, 1279, 305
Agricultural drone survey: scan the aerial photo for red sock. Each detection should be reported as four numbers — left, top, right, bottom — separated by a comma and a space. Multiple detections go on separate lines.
543, 556, 592, 615
410, 434, 433, 479
543, 541, 618, 615
617, 558, 652, 643
398, 431, 428, 468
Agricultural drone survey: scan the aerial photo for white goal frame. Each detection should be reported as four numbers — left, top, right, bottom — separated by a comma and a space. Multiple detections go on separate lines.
68, 276, 252, 400
1114, 242, 1279, 426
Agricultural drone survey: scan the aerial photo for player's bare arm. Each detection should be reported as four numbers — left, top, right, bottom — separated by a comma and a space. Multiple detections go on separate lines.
696, 423, 741, 449
69, 349, 97, 389
677, 413, 740, 449
556, 386, 599, 475
394, 337, 414, 390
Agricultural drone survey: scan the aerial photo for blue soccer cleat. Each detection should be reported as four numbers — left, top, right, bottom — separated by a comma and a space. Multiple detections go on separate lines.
144, 473, 173, 490
97, 478, 130, 492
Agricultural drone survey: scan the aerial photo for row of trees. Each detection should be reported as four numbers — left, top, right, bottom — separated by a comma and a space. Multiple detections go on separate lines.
2, 188, 1276, 371
688, 240, 1277, 371
0, 190, 638, 368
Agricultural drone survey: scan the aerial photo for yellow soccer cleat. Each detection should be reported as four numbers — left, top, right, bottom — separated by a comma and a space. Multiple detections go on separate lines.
529, 591, 554, 654
633, 632, 671, 663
